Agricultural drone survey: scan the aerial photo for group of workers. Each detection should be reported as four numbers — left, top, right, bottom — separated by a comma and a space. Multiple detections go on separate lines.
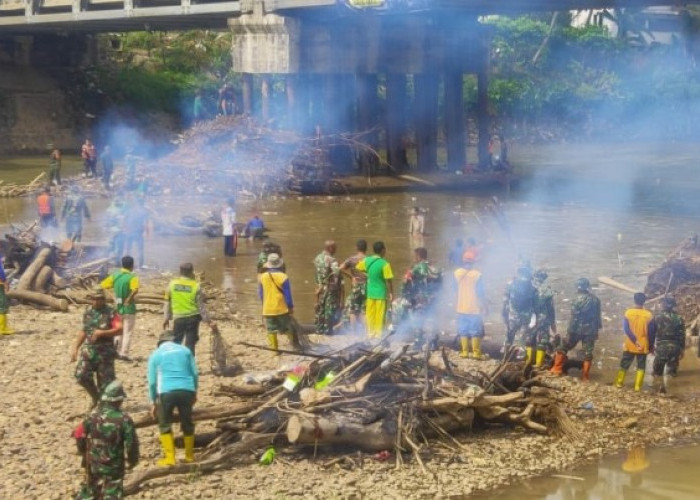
67, 255, 215, 498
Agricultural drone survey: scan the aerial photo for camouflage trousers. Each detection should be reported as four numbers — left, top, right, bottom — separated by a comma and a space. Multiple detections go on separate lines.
314, 287, 341, 335
343, 284, 366, 319
505, 313, 531, 346
76, 474, 123, 500
556, 333, 596, 361
652, 341, 682, 376
523, 324, 552, 350
0, 286, 8, 314
75, 343, 117, 405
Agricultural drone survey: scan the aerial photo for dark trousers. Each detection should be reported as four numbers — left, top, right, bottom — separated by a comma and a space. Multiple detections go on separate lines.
158, 390, 195, 435
173, 315, 201, 356
224, 233, 237, 256
620, 351, 647, 371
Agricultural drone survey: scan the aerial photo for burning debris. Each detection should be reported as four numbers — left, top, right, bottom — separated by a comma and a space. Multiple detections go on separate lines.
123, 341, 578, 494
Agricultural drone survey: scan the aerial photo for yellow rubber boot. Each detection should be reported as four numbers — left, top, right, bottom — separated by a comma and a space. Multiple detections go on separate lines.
525, 347, 533, 365
634, 369, 645, 392
183, 435, 195, 463
472, 337, 484, 360
0, 314, 14, 335
459, 337, 469, 358
534, 349, 546, 368
267, 333, 279, 355
157, 433, 176, 466
614, 369, 626, 388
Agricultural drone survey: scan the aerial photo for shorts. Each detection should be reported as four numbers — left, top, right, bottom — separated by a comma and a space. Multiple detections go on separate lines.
265, 314, 291, 334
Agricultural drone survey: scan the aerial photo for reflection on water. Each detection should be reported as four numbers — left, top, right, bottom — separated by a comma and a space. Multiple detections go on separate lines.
486, 445, 700, 500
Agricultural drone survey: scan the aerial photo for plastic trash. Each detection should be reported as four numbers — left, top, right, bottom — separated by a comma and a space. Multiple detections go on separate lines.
580, 401, 594, 410
259, 447, 276, 465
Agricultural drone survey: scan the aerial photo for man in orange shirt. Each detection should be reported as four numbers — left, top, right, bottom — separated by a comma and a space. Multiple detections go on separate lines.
36, 187, 57, 228
454, 252, 487, 359
614, 292, 655, 392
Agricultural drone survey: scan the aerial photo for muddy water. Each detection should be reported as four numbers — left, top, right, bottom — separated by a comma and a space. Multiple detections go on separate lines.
487, 445, 700, 499
4, 144, 700, 494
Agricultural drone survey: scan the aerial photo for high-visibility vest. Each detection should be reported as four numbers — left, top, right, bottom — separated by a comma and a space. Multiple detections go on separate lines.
168, 277, 199, 317
37, 194, 52, 215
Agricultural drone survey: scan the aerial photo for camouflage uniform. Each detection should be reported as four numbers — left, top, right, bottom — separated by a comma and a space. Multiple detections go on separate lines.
402, 261, 442, 312
257, 244, 283, 273
652, 310, 685, 377
530, 281, 556, 350
0, 283, 8, 314
75, 306, 119, 405
340, 253, 367, 323
502, 277, 537, 346
62, 192, 90, 242
76, 403, 139, 500
314, 251, 342, 335
556, 291, 602, 361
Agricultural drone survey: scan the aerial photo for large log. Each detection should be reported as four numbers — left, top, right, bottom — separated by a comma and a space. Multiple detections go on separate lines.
131, 402, 258, 428
287, 414, 397, 452
7, 289, 69, 312
17, 247, 51, 290
33, 265, 53, 292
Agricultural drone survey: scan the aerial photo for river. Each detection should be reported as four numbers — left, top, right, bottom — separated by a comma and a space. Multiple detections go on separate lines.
2, 143, 700, 495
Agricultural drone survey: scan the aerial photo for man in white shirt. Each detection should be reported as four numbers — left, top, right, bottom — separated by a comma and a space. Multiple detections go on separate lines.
221, 198, 237, 256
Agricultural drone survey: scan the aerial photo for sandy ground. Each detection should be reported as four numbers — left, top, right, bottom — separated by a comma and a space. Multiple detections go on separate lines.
2, 296, 700, 499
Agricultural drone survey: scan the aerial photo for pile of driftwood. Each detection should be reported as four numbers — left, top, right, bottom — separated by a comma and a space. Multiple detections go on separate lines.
123, 342, 579, 494
0, 172, 47, 198
644, 234, 700, 330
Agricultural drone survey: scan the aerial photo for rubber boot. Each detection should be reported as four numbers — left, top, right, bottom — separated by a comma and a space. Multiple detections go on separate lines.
157, 433, 176, 466
459, 337, 469, 358
183, 435, 195, 463
267, 333, 279, 355
286, 332, 302, 351
534, 349, 546, 368
581, 360, 591, 382
472, 337, 485, 360
549, 352, 567, 376
525, 347, 533, 365
634, 369, 645, 392
0, 314, 14, 335
614, 369, 626, 388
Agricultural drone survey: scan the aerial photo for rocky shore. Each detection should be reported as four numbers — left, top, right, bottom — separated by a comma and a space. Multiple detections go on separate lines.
2, 291, 700, 499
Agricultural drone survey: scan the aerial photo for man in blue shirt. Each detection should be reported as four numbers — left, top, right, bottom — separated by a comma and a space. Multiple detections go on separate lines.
0, 255, 14, 335
148, 331, 198, 466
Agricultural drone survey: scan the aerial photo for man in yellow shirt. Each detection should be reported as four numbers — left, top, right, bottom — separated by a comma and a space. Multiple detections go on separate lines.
615, 292, 655, 391
356, 241, 394, 339
454, 251, 487, 359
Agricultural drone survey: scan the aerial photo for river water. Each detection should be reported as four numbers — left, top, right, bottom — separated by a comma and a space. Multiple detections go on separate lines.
3, 143, 700, 495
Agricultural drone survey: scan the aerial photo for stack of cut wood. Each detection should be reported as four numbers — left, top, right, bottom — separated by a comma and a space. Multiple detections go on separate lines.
0, 173, 47, 198
124, 342, 579, 494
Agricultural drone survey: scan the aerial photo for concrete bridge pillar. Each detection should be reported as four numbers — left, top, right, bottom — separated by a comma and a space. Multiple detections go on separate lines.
414, 72, 439, 171
444, 71, 466, 170
386, 73, 408, 173
241, 73, 255, 115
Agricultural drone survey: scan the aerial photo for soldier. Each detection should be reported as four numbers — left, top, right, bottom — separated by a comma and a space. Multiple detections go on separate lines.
530, 270, 557, 367
75, 380, 139, 499
313, 240, 342, 335
72, 288, 123, 407
0, 254, 14, 335
257, 241, 284, 274
615, 292, 655, 391
651, 296, 685, 393
62, 185, 91, 242
550, 278, 602, 381
502, 265, 537, 352
401, 247, 442, 345
339, 239, 368, 334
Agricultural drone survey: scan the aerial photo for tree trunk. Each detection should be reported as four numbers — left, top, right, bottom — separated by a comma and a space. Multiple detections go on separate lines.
17, 247, 51, 290
33, 265, 53, 292
287, 414, 397, 452
7, 289, 68, 311
131, 402, 258, 429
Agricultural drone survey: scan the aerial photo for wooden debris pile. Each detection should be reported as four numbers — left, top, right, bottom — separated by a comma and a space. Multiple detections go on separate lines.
124, 343, 579, 494
0, 172, 47, 198
644, 234, 700, 327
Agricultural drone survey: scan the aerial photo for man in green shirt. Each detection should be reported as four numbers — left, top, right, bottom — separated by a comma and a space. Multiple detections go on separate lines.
101, 256, 139, 361
356, 241, 394, 339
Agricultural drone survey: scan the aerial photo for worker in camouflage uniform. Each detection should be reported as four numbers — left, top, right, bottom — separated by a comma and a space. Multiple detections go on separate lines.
62, 185, 91, 242
339, 239, 368, 334
502, 265, 537, 353
0, 255, 14, 335
400, 247, 442, 344
72, 288, 123, 407
257, 241, 283, 274
314, 240, 342, 335
529, 269, 556, 367
74, 380, 139, 500
652, 296, 686, 393
550, 278, 602, 381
